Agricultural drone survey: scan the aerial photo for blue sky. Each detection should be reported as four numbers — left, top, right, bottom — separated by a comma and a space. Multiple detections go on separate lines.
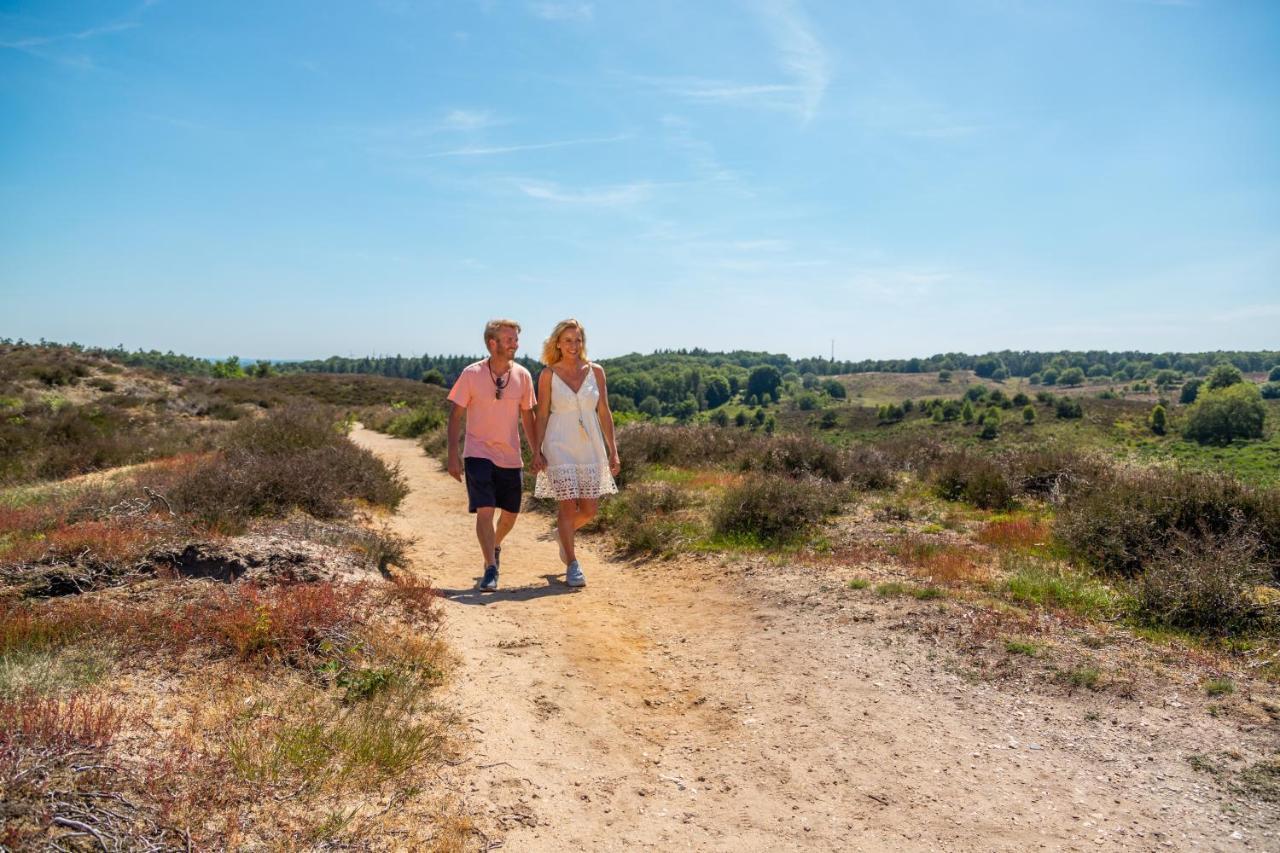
2, 0, 1277, 361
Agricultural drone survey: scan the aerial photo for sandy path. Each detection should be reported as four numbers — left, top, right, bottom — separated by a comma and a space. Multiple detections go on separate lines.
352, 427, 1274, 852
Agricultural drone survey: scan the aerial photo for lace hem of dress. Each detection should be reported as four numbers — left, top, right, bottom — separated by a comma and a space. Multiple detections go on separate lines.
534, 463, 618, 500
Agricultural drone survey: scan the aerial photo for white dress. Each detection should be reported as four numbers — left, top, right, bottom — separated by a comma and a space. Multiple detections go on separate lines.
534, 365, 618, 501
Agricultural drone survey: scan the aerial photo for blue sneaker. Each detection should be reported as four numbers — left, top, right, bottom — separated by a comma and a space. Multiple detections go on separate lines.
566, 560, 586, 588
479, 565, 499, 591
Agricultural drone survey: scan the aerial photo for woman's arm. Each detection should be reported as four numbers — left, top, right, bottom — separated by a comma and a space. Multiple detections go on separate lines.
534, 368, 553, 461
593, 364, 620, 476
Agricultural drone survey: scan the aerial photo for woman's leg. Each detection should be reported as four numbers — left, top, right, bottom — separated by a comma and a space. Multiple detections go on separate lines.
557, 500, 579, 564
573, 498, 599, 530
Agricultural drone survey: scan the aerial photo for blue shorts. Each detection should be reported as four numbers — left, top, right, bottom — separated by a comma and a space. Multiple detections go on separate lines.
464, 457, 523, 514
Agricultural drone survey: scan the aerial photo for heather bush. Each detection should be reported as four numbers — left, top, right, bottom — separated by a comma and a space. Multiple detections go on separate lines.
1005, 446, 1107, 500
931, 452, 1015, 510
712, 473, 842, 543
1134, 528, 1274, 635
1054, 468, 1280, 578
743, 434, 846, 482
165, 407, 407, 528
597, 483, 690, 554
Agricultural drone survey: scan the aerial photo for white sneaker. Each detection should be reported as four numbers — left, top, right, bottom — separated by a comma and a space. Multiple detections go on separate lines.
566, 560, 586, 588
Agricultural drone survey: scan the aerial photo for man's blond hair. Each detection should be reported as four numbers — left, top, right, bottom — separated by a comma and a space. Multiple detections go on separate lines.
484, 319, 522, 347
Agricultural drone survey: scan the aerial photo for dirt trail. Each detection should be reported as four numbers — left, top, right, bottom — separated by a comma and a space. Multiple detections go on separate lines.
352, 427, 1274, 852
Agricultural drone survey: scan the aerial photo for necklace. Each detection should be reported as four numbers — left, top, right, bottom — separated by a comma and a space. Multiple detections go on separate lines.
488, 358, 511, 400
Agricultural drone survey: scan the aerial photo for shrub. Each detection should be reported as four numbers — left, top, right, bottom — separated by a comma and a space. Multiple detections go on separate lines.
796, 393, 819, 411
1058, 367, 1086, 387
598, 483, 690, 554
385, 405, 445, 439
938, 369, 952, 383
1054, 468, 1280, 577
1022, 405, 1036, 425
931, 453, 1014, 510
1270, 365, 1280, 383
1055, 397, 1083, 419
1134, 528, 1274, 635
1206, 363, 1244, 391
1183, 383, 1265, 445
822, 379, 846, 399
1261, 382, 1280, 400
746, 434, 846, 482
166, 407, 408, 528
1006, 447, 1106, 501
712, 474, 841, 543
1149, 404, 1167, 435
1179, 378, 1202, 405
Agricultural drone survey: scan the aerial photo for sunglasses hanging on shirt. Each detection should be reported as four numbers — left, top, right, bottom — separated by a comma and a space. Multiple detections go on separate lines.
488, 359, 511, 400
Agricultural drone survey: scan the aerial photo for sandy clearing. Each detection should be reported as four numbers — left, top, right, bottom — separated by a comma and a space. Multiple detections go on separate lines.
352, 426, 1276, 852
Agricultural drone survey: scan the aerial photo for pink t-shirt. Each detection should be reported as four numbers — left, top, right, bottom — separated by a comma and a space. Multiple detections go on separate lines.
447, 360, 536, 469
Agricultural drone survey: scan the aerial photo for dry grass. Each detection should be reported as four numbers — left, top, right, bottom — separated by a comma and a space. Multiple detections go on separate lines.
976, 517, 1051, 550
891, 536, 989, 583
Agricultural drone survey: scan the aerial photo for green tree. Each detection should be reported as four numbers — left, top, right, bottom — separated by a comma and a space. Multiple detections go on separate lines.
961, 399, 975, 424
937, 369, 952, 384
823, 379, 847, 399
1022, 405, 1036, 424
704, 375, 732, 408
1058, 367, 1086, 387
746, 365, 782, 402
1183, 384, 1265, 444
979, 409, 1000, 440
251, 360, 274, 378
1261, 382, 1280, 400
1149, 404, 1167, 435
1269, 365, 1280, 382
1206, 363, 1244, 391
753, 408, 767, 427
1179, 379, 1202, 405
710, 409, 730, 427
734, 411, 748, 427
638, 396, 662, 417
212, 355, 246, 379
421, 368, 445, 386
673, 399, 698, 422
797, 393, 819, 411
1055, 397, 1083, 419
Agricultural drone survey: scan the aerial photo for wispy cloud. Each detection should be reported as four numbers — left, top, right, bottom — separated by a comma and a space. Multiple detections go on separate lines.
755, 0, 829, 122
636, 1, 829, 122
1, 19, 139, 68
426, 133, 628, 158
529, 2, 594, 22
518, 180, 652, 207
440, 109, 501, 132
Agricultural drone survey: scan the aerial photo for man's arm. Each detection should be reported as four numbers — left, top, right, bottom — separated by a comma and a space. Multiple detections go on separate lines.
520, 407, 541, 473
447, 402, 465, 481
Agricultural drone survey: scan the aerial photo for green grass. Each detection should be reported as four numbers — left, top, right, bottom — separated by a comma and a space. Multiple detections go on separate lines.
846, 578, 870, 590
1003, 638, 1041, 657
0, 645, 113, 698
875, 581, 909, 597
1063, 665, 1101, 691
1203, 678, 1235, 697
1000, 555, 1129, 620
910, 586, 946, 600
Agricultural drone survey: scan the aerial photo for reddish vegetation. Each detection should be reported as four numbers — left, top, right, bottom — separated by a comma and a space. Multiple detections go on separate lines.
894, 537, 988, 583
0, 693, 124, 752
387, 571, 443, 624
977, 517, 1051, 549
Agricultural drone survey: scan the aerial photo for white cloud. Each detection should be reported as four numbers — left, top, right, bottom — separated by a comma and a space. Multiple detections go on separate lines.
518, 180, 652, 207
529, 2, 593, 22
636, 1, 829, 123
425, 133, 628, 158
440, 109, 500, 132
755, 0, 829, 122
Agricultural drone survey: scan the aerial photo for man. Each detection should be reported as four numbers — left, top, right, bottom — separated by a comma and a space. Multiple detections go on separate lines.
447, 319, 540, 591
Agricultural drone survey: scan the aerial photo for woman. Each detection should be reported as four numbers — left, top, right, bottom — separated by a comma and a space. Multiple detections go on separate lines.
533, 318, 620, 587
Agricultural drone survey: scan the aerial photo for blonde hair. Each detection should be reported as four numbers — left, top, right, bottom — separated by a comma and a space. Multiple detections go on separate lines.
483, 319, 521, 348
541, 318, 588, 366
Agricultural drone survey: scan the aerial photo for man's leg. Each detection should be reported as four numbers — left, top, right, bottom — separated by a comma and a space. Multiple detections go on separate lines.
475, 507, 497, 567
494, 510, 518, 548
